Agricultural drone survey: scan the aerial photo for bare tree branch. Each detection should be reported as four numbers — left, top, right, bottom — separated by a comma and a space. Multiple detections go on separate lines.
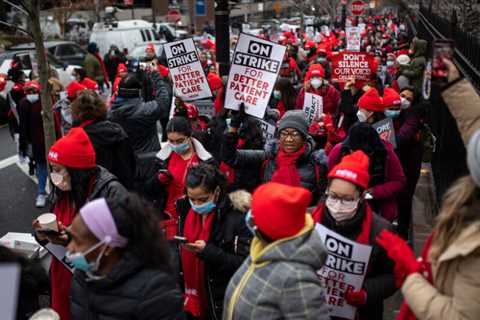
0, 19, 32, 37
1, 0, 29, 15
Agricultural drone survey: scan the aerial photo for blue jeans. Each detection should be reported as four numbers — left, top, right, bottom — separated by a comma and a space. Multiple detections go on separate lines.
36, 162, 47, 196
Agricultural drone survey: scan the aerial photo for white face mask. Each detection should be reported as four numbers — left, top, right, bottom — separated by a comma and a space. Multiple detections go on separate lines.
400, 97, 411, 109
50, 172, 71, 191
326, 196, 359, 222
356, 110, 368, 122
311, 78, 322, 89
26, 94, 39, 104
386, 61, 395, 67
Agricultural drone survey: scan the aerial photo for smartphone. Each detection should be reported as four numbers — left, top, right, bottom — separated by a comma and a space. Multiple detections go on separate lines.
432, 39, 454, 81
37, 228, 62, 237
173, 236, 188, 243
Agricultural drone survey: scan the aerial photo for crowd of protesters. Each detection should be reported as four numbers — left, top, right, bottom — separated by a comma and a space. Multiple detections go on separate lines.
2, 8, 480, 320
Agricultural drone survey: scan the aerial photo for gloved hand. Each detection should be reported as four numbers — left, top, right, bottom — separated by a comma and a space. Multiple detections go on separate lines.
344, 288, 367, 307
376, 230, 420, 287
230, 103, 246, 129
157, 170, 173, 185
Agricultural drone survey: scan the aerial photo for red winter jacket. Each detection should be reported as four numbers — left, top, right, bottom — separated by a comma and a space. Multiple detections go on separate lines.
296, 85, 341, 115
328, 141, 406, 221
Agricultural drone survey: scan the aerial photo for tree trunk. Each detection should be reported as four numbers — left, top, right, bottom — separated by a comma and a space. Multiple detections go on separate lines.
29, 0, 56, 163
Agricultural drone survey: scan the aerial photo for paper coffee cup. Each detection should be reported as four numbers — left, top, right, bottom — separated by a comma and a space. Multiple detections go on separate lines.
29, 308, 60, 320
37, 213, 58, 231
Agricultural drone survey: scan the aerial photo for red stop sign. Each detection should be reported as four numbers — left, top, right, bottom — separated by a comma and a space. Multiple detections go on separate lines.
351, 0, 366, 16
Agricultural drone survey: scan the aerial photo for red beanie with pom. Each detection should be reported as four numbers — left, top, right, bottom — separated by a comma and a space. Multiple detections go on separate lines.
252, 182, 311, 240
383, 87, 402, 108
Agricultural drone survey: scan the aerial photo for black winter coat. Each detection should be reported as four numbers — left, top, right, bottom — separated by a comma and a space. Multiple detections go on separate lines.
70, 252, 183, 320
82, 120, 136, 190
319, 203, 396, 320
221, 132, 327, 204
176, 191, 252, 320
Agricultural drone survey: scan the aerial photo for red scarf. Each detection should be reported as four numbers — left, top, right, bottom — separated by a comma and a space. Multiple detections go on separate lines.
271, 145, 306, 187
397, 232, 435, 320
312, 202, 373, 245
181, 210, 216, 319
50, 195, 76, 320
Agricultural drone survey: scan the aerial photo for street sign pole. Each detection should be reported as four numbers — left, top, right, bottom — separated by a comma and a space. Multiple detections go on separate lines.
215, 0, 230, 76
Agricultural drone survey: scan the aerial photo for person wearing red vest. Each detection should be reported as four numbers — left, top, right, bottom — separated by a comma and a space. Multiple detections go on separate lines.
32, 128, 127, 320
312, 150, 396, 320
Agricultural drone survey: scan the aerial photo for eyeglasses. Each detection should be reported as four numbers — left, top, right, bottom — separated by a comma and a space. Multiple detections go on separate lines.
326, 192, 359, 205
279, 130, 303, 140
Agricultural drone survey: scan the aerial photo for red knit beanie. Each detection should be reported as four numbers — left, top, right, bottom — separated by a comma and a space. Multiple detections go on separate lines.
48, 128, 96, 169
357, 88, 384, 112
67, 81, 87, 99
383, 87, 402, 108
328, 150, 370, 190
207, 72, 223, 91
252, 182, 312, 240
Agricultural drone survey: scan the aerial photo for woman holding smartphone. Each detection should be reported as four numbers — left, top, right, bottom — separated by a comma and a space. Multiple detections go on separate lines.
177, 163, 252, 320
32, 127, 127, 320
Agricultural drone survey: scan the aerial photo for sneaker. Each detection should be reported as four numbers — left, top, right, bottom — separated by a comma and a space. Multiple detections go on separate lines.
35, 194, 46, 208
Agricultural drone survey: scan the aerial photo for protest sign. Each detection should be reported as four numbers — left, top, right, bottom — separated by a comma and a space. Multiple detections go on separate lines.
315, 224, 372, 320
372, 118, 397, 148
0, 263, 20, 320
256, 119, 276, 142
303, 93, 323, 124
165, 38, 212, 101
331, 52, 375, 85
346, 27, 361, 52
225, 33, 286, 118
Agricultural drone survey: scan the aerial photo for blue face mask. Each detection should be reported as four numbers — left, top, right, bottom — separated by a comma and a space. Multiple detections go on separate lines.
189, 198, 216, 215
384, 110, 401, 119
170, 141, 190, 154
65, 239, 107, 273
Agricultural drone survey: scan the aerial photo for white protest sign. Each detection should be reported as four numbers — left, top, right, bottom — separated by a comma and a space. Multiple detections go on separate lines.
225, 33, 286, 119
315, 223, 372, 320
256, 119, 276, 142
303, 93, 323, 124
0, 263, 20, 320
165, 38, 212, 101
346, 27, 361, 52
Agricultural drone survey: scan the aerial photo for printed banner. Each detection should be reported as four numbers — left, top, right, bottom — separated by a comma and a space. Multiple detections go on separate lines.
165, 38, 212, 101
346, 27, 361, 52
372, 118, 397, 148
315, 224, 372, 320
303, 93, 323, 124
331, 52, 375, 84
225, 33, 286, 118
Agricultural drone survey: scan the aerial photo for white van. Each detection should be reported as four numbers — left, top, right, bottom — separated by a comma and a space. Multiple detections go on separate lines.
89, 20, 161, 56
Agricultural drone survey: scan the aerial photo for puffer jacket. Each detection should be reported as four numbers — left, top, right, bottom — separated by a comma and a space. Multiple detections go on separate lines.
70, 252, 183, 320
108, 97, 163, 154
402, 219, 480, 320
83, 53, 104, 85
82, 120, 136, 190
401, 38, 427, 94
176, 190, 252, 320
221, 133, 328, 204
313, 202, 397, 320
223, 215, 330, 320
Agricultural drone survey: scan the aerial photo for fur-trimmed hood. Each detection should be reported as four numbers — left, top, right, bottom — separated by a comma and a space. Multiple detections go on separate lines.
228, 190, 252, 213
